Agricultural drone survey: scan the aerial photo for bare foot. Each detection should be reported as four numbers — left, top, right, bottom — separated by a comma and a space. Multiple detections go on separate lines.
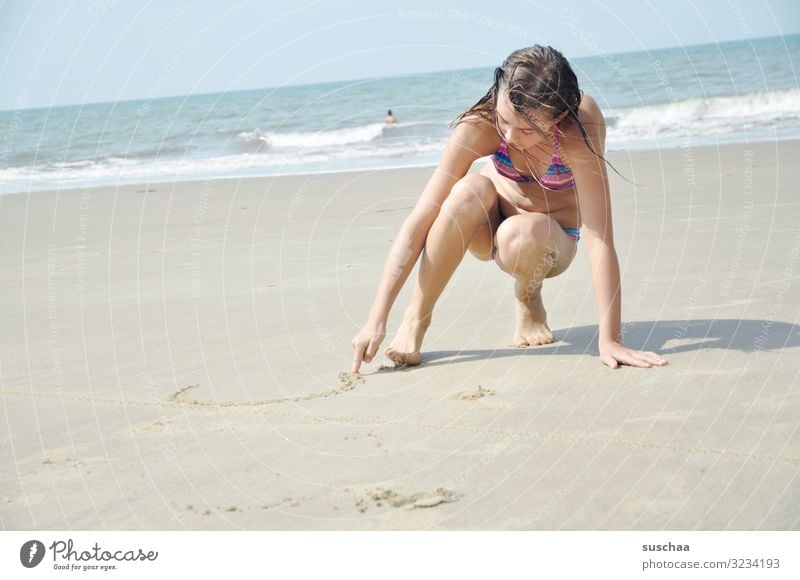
385, 316, 430, 366
512, 283, 555, 347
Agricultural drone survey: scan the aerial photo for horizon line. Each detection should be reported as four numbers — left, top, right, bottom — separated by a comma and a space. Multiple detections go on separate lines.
2, 31, 797, 114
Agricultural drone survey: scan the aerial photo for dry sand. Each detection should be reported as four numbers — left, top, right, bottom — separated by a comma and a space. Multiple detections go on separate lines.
1, 140, 798, 530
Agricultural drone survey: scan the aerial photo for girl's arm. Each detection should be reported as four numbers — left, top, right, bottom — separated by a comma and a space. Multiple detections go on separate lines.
571, 96, 668, 369
351, 119, 495, 372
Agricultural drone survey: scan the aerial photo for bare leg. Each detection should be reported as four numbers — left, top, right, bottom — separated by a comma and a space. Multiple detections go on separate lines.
385, 175, 500, 365
492, 213, 577, 347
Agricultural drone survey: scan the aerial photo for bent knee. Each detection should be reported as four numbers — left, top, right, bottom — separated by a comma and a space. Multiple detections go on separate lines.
494, 213, 554, 249
493, 214, 560, 267
441, 175, 497, 219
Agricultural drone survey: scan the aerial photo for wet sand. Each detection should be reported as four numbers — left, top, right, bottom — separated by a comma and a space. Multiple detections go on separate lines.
1, 139, 798, 530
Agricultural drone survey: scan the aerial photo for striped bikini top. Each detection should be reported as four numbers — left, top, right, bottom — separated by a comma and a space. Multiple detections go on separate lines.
492, 126, 576, 190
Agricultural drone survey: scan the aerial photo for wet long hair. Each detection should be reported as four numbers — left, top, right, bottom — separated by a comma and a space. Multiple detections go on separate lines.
453, 45, 608, 164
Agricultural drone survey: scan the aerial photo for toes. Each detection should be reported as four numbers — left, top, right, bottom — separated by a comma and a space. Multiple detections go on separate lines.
387, 350, 402, 364
513, 333, 554, 347
538, 332, 555, 345
386, 348, 419, 366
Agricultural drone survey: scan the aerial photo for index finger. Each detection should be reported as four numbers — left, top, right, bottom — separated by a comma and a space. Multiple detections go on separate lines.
351, 343, 366, 374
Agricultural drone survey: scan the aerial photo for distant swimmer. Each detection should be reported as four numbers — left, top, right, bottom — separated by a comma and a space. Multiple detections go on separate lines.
384, 110, 397, 124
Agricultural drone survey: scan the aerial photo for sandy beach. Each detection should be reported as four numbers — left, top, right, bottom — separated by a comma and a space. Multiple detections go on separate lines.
1, 139, 798, 530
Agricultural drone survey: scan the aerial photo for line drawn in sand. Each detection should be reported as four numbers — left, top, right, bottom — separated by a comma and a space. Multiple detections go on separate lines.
2, 371, 798, 467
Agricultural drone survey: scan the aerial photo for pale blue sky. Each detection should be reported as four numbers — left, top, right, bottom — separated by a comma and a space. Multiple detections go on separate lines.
1, 0, 798, 110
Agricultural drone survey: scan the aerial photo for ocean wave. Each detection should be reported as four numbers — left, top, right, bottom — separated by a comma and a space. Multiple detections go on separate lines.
235, 120, 442, 150
608, 88, 800, 142
0, 140, 446, 191
9, 144, 198, 172
238, 122, 387, 149
4, 82, 799, 193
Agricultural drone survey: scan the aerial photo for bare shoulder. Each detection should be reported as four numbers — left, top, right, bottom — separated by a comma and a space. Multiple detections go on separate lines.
578, 93, 604, 123
565, 92, 607, 161
578, 93, 606, 141
445, 114, 499, 161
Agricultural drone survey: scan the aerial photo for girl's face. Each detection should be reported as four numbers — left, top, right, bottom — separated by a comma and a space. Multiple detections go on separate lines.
494, 90, 551, 151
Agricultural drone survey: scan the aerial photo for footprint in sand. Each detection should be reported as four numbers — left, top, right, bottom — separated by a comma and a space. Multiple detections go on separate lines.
168, 384, 198, 403
368, 487, 459, 510
453, 385, 496, 401
378, 362, 408, 371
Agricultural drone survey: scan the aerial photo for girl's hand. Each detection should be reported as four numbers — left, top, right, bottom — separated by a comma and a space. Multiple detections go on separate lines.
599, 341, 668, 369
351, 324, 387, 374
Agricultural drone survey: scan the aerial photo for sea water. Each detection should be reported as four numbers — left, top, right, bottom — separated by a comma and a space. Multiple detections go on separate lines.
1, 34, 798, 193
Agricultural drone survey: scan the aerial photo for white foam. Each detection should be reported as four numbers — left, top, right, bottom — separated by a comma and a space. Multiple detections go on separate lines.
0, 140, 446, 192
609, 88, 800, 143
238, 122, 387, 149
4, 88, 800, 194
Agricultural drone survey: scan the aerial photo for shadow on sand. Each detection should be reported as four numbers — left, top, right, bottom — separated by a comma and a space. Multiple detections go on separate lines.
406, 319, 800, 368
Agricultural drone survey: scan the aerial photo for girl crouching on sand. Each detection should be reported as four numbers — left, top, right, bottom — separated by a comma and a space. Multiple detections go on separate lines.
351, 46, 668, 372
